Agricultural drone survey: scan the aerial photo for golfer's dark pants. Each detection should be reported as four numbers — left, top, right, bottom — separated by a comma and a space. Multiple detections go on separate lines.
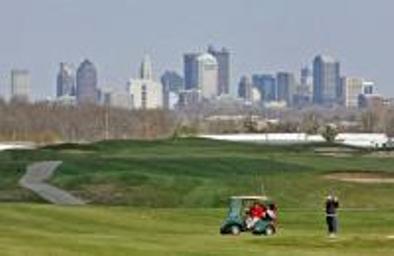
326, 216, 338, 233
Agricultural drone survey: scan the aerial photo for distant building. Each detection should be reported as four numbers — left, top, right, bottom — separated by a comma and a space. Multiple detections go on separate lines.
196, 53, 219, 99
11, 69, 30, 101
76, 59, 98, 104
161, 71, 184, 93
178, 89, 201, 108
183, 53, 199, 90
208, 45, 230, 95
128, 55, 163, 109
99, 88, 132, 110
238, 75, 253, 101
57, 63, 75, 97
161, 71, 184, 109
362, 81, 375, 95
342, 77, 364, 108
252, 74, 276, 101
276, 72, 295, 106
313, 55, 341, 106
294, 66, 313, 106
358, 94, 385, 109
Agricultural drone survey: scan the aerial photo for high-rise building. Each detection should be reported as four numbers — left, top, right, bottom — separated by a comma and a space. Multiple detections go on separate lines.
183, 53, 199, 90
294, 66, 313, 107
161, 71, 184, 93
208, 45, 230, 95
161, 71, 184, 109
252, 74, 276, 102
196, 53, 219, 99
276, 72, 295, 106
76, 59, 98, 104
238, 75, 253, 101
313, 55, 341, 106
57, 63, 75, 98
10, 69, 30, 101
128, 55, 163, 109
342, 77, 364, 108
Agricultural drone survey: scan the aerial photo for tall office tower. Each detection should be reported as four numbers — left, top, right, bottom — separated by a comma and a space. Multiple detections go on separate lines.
57, 63, 76, 97
196, 53, 219, 99
252, 74, 276, 102
10, 69, 31, 101
76, 59, 98, 104
238, 75, 253, 101
183, 53, 199, 90
276, 72, 295, 106
207, 45, 230, 95
128, 55, 163, 109
161, 71, 184, 93
313, 55, 341, 106
294, 66, 313, 107
342, 77, 364, 108
161, 71, 184, 109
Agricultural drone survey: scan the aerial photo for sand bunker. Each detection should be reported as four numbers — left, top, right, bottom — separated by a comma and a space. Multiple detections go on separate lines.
324, 172, 394, 184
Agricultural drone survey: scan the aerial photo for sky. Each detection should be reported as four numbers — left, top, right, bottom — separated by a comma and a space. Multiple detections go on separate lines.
0, 0, 394, 99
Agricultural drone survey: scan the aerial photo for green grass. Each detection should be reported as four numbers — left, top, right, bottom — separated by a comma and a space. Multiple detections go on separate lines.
1, 138, 394, 208
1, 139, 394, 255
0, 204, 393, 256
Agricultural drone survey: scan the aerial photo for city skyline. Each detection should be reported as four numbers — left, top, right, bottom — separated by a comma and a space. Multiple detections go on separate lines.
1, 0, 394, 99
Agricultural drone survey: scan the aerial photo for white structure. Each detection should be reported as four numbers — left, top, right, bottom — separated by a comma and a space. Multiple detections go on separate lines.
0, 142, 35, 151
196, 53, 219, 99
362, 80, 375, 95
201, 133, 391, 149
201, 133, 325, 144
252, 87, 262, 103
11, 69, 31, 101
128, 55, 163, 109
342, 77, 364, 108
335, 133, 389, 148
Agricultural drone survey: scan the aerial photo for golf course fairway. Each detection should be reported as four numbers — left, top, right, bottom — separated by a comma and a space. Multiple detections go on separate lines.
0, 204, 393, 256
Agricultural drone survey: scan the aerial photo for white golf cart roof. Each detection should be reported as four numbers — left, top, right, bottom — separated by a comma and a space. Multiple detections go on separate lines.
230, 195, 270, 201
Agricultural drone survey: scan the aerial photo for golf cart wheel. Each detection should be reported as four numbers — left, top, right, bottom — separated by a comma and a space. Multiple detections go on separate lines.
264, 225, 276, 236
230, 225, 241, 235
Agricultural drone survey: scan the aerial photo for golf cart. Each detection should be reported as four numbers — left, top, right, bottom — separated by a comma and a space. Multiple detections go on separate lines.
220, 196, 277, 236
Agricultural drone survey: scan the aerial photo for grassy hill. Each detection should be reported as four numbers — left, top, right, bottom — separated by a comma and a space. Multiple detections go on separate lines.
1, 138, 394, 209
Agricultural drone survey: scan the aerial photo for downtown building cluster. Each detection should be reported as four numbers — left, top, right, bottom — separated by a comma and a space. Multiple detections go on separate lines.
3, 47, 392, 110
240, 54, 382, 110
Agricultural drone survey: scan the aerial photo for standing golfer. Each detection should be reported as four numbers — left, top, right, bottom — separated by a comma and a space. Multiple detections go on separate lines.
325, 194, 339, 237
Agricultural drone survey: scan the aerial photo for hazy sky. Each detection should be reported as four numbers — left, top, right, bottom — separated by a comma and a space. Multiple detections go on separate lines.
1, 0, 394, 99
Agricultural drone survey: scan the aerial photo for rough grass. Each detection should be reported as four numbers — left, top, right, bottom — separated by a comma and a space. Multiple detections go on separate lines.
1, 139, 394, 208
0, 204, 393, 256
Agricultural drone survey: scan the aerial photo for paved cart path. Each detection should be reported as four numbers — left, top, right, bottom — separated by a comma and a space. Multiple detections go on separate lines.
19, 161, 85, 205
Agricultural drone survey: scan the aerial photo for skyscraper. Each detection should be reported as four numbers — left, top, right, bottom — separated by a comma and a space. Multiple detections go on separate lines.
183, 53, 199, 90
128, 55, 163, 109
342, 77, 364, 108
238, 75, 253, 101
208, 45, 230, 95
196, 53, 219, 99
276, 72, 295, 106
10, 69, 30, 101
313, 55, 341, 106
76, 59, 98, 104
57, 63, 75, 98
161, 71, 184, 109
252, 74, 276, 101
161, 71, 184, 93
293, 66, 313, 107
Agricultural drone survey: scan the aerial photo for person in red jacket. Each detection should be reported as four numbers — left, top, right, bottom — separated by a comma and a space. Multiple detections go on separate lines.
246, 202, 266, 229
